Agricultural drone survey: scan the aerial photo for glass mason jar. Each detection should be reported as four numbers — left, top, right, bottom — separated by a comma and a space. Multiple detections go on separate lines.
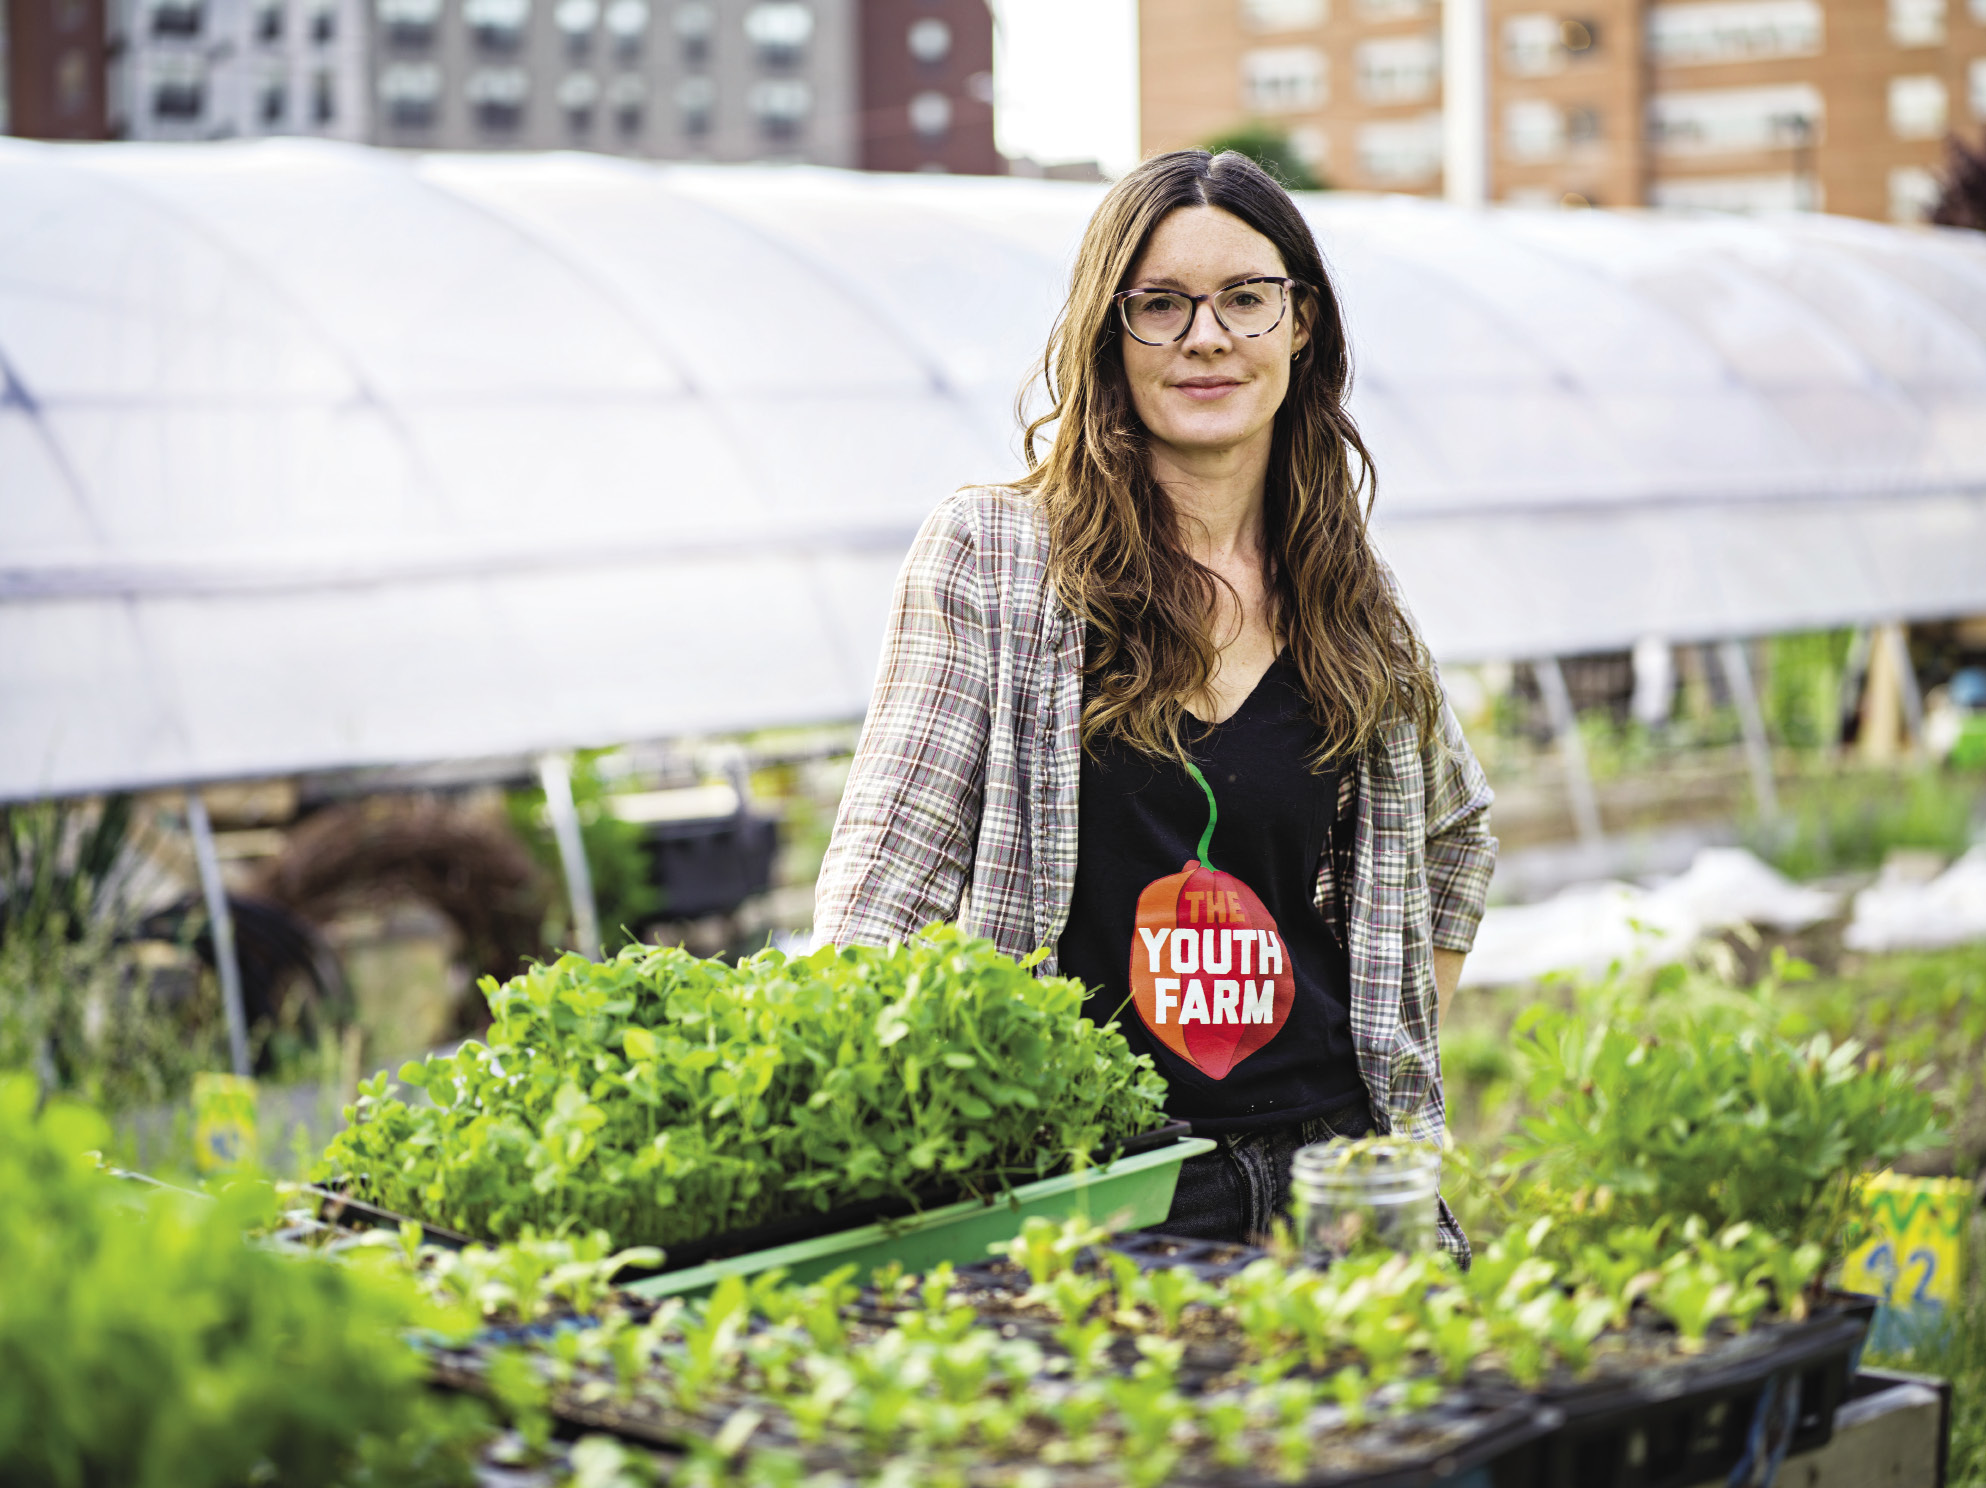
1290, 1136, 1441, 1264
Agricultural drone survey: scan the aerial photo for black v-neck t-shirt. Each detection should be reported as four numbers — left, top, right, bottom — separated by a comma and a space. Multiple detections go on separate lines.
1056, 653, 1364, 1136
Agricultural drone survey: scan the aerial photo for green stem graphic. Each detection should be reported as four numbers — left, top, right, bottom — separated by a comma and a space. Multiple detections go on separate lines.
1184, 762, 1218, 871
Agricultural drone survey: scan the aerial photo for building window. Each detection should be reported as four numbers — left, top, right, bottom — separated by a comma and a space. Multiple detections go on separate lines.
152, 55, 206, 117
1646, 0, 1822, 65
256, 0, 284, 42
311, 67, 335, 120
1888, 74, 1947, 137
1650, 171, 1817, 210
150, 0, 203, 38
1889, 165, 1939, 221
258, 70, 287, 122
907, 15, 950, 62
1356, 113, 1442, 182
1972, 57, 1986, 120
1887, 0, 1945, 45
1357, 0, 1429, 18
1290, 124, 1328, 172
467, 63, 529, 125
379, 59, 441, 122
1242, 46, 1325, 112
744, 2, 810, 64
908, 87, 950, 138
309, 0, 335, 41
1502, 14, 1562, 75
607, 71, 643, 131
1504, 98, 1565, 158
604, 0, 647, 53
1565, 104, 1601, 144
676, 74, 714, 132
464, 0, 531, 50
1355, 34, 1438, 104
1242, 0, 1325, 29
558, 67, 598, 126
1648, 82, 1822, 153
378, 0, 440, 45
750, 75, 810, 137
556, 0, 597, 51
674, 0, 711, 60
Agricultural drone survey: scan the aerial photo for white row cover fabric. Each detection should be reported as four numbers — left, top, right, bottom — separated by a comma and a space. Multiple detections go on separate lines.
5, 138, 1986, 800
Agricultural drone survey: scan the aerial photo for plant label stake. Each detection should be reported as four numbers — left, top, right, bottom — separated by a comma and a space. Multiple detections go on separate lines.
1129, 764, 1292, 1079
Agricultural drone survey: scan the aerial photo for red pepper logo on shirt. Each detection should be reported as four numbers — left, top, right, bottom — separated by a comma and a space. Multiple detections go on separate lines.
1129, 763, 1293, 1080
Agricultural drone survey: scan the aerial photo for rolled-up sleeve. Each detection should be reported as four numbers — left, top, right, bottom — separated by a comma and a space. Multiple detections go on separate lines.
1422, 684, 1497, 954
812, 497, 992, 950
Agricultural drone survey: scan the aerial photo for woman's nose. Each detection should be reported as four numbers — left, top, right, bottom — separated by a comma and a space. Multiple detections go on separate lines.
1180, 299, 1230, 353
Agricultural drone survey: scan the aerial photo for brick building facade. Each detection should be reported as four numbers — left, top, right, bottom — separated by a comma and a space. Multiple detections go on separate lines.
1140, 0, 1986, 218
4, 0, 113, 136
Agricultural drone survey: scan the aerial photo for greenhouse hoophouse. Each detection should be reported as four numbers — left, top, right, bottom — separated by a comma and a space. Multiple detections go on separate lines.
4, 137, 1986, 801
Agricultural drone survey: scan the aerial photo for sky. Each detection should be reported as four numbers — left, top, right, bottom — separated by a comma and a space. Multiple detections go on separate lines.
990, 0, 1141, 176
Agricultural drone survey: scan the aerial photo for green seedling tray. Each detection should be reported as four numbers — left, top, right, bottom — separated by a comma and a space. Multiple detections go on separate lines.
623, 1136, 1216, 1301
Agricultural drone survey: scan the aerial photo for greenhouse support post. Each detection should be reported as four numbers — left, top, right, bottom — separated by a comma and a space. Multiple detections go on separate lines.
186, 792, 252, 1079
537, 751, 601, 958
1534, 657, 1603, 847
1717, 639, 1780, 820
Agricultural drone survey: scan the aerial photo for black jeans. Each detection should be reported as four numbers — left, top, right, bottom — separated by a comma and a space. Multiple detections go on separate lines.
1158, 1096, 1375, 1244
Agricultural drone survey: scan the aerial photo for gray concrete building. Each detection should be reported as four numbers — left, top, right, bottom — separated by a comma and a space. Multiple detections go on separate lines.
370, 0, 858, 164
113, 0, 369, 139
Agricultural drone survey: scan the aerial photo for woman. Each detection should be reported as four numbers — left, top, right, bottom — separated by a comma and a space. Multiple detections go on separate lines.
813, 150, 1495, 1259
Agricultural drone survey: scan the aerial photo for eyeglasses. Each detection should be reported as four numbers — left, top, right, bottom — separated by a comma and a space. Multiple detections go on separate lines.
1113, 276, 1298, 346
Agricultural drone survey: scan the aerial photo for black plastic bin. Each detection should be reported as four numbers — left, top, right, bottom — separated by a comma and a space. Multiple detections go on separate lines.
1506, 1298, 1876, 1488
639, 812, 778, 920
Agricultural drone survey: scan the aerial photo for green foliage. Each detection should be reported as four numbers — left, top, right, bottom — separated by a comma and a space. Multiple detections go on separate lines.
507, 751, 661, 949
0, 1076, 489, 1488
523, 1211, 1830, 1483
1765, 631, 1852, 751
1746, 769, 1980, 880
1500, 993, 1942, 1266
0, 797, 227, 1110
1201, 123, 1323, 190
316, 926, 1169, 1249
1778, 941, 1986, 1163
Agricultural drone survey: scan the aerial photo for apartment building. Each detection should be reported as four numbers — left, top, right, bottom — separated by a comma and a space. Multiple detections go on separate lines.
1139, 0, 1986, 218
367, 0, 859, 161
7, 0, 998, 171
115, 0, 370, 140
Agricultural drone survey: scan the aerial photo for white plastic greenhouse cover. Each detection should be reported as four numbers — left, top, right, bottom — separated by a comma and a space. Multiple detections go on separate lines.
5, 138, 1986, 801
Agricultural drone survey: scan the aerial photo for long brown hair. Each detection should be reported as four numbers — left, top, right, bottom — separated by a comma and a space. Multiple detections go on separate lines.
1012, 149, 1441, 765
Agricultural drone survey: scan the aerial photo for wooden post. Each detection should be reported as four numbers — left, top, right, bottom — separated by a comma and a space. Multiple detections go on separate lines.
1860, 624, 1916, 762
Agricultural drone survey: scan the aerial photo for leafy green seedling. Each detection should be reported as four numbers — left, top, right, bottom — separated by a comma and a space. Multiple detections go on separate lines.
1144, 1267, 1210, 1335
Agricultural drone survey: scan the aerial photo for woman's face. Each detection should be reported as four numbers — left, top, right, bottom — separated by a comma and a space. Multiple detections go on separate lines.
1118, 205, 1310, 463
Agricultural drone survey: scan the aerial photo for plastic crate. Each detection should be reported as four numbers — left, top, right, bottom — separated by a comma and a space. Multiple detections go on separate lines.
1511, 1298, 1876, 1488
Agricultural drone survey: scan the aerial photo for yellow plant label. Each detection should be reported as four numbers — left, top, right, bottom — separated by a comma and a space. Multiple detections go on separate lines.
192, 1072, 259, 1173
1838, 1172, 1970, 1309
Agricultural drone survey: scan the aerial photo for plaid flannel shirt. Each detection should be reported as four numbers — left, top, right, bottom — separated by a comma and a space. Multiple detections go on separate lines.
813, 487, 1497, 1261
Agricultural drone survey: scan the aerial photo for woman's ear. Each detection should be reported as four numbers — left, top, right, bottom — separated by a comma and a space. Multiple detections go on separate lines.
1293, 288, 1315, 357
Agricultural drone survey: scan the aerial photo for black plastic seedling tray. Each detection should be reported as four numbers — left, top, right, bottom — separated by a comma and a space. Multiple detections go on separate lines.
1510, 1296, 1876, 1488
